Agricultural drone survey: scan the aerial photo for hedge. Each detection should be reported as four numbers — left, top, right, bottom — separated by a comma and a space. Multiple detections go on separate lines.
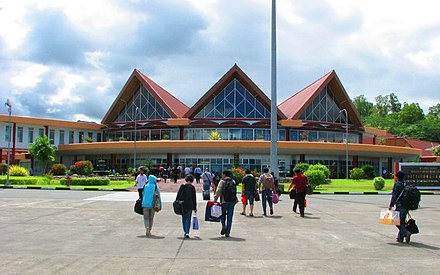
60, 177, 110, 186
0, 178, 38, 185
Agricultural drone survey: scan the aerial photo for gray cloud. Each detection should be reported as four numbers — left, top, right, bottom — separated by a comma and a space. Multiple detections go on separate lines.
23, 9, 92, 66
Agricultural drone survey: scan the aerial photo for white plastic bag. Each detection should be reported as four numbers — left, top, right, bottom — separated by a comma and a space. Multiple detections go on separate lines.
378, 209, 400, 225
192, 213, 199, 230
211, 204, 222, 218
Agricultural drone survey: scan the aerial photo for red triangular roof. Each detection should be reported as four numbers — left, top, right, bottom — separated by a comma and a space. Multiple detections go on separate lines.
184, 64, 286, 119
102, 69, 189, 124
278, 70, 363, 129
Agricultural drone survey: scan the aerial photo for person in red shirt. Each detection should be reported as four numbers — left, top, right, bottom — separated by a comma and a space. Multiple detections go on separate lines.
288, 168, 308, 217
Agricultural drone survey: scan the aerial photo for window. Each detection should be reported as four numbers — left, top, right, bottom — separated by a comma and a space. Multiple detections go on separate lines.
17, 127, 23, 143
69, 131, 75, 144
5, 125, 10, 142
39, 128, 45, 137
97, 133, 102, 142
28, 128, 34, 143
49, 129, 55, 145
194, 78, 270, 119
79, 131, 84, 143
59, 130, 65, 145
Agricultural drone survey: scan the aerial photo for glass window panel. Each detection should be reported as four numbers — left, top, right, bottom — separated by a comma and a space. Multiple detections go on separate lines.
28, 128, 34, 143
17, 127, 23, 143
289, 130, 298, 141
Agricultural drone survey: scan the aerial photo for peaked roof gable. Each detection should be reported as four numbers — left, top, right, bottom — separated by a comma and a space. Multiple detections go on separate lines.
278, 70, 363, 128
184, 64, 286, 119
102, 69, 189, 124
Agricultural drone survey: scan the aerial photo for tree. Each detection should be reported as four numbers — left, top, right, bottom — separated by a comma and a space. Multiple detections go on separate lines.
388, 93, 402, 113
399, 102, 424, 124
28, 135, 56, 174
374, 95, 390, 116
352, 95, 373, 117
433, 147, 440, 156
427, 103, 440, 120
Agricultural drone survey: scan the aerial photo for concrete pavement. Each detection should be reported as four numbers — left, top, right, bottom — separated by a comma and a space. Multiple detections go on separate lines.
0, 189, 439, 274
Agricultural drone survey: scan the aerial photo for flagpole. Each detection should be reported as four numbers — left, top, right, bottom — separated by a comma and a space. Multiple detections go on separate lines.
270, 0, 278, 176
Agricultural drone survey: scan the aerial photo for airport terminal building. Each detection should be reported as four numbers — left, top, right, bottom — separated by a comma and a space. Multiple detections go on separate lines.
0, 64, 421, 177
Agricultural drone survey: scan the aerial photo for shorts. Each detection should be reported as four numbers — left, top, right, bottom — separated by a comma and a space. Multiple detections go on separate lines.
243, 191, 255, 205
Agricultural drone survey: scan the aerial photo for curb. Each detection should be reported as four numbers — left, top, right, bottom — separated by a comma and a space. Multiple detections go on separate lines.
1, 185, 440, 195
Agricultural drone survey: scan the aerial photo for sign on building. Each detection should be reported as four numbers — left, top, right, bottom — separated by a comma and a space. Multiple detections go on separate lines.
399, 163, 440, 190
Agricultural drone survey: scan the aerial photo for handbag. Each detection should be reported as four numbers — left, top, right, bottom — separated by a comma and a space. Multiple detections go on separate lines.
153, 186, 161, 212
241, 194, 247, 204
192, 213, 199, 230
134, 199, 143, 215
378, 209, 400, 225
173, 200, 185, 215
254, 192, 260, 202
272, 193, 279, 204
405, 213, 419, 234
305, 183, 313, 195
289, 189, 296, 199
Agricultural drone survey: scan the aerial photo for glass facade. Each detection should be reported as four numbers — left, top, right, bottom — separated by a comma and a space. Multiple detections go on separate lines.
194, 78, 270, 119
17, 127, 23, 143
115, 85, 171, 122
299, 86, 346, 124
59, 130, 65, 145
28, 127, 34, 143
289, 129, 359, 143
183, 128, 285, 141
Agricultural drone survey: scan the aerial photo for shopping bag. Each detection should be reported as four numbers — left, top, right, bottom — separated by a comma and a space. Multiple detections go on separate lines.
241, 194, 247, 204
192, 213, 199, 230
205, 201, 221, 222
272, 193, 279, 204
211, 204, 222, 218
134, 199, 143, 215
304, 199, 307, 208
405, 213, 419, 234
378, 209, 400, 225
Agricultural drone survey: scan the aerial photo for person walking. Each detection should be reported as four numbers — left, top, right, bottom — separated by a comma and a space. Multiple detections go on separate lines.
241, 169, 256, 216
194, 166, 203, 184
135, 166, 147, 200
288, 168, 308, 217
388, 171, 411, 243
176, 175, 197, 238
142, 174, 162, 237
214, 170, 238, 237
259, 168, 276, 216
202, 168, 213, 191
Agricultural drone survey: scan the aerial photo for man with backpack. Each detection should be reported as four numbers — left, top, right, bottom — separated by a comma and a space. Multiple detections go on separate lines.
258, 167, 276, 216
214, 170, 238, 237
241, 169, 256, 216
388, 171, 416, 243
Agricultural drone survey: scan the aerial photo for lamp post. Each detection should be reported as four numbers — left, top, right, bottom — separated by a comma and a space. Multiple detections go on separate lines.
340, 109, 349, 179
5, 99, 12, 186
133, 107, 139, 170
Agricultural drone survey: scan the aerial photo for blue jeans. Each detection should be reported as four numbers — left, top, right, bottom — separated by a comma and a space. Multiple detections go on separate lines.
221, 202, 235, 234
181, 210, 192, 234
261, 189, 273, 215
396, 206, 409, 241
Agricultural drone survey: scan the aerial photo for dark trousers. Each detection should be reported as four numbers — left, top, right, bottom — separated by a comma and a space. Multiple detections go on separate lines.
295, 192, 306, 216
138, 188, 143, 200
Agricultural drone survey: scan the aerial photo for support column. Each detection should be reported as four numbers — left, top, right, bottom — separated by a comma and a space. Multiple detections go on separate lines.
299, 154, 305, 163
353, 155, 358, 168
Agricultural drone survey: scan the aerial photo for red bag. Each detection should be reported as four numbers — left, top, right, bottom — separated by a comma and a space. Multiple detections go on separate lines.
304, 199, 307, 208
241, 194, 247, 204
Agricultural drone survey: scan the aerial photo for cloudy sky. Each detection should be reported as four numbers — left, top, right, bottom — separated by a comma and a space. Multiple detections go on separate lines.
1, 0, 439, 123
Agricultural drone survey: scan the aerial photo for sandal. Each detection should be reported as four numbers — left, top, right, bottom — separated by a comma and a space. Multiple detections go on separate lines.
240, 212, 246, 216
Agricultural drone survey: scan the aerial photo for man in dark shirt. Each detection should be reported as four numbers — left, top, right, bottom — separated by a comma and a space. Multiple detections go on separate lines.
241, 169, 256, 216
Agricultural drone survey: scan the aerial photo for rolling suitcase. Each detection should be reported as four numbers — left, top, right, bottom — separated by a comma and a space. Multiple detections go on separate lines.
202, 190, 210, 200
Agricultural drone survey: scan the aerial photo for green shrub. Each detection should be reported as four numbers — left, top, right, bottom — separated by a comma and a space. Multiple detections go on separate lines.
308, 163, 331, 179
294, 163, 310, 173
350, 168, 365, 180
60, 177, 110, 186
9, 165, 29, 176
0, 178, 38, 185
373, 177, 385, 190
304, 169, 326, 189
69, 160, 93, 175
51, 163, 67, 176
361, 164, 375, 179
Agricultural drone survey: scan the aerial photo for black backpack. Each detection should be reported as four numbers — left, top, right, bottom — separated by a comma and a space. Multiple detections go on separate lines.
398, 183, 421, 210
222, 178, 237, 202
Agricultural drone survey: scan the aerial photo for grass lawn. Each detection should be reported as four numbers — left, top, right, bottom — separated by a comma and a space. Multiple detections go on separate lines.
0, 176, 134, 189
313, 179, 395, 192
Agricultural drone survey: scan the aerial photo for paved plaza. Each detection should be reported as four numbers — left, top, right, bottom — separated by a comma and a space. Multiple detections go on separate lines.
0, 188, 439, 274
